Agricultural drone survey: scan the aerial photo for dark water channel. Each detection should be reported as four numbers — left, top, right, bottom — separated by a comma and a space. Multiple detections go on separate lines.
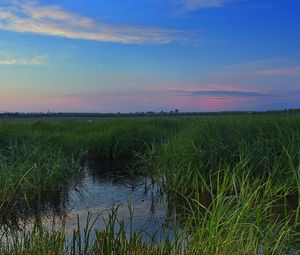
2, 161, 173, 240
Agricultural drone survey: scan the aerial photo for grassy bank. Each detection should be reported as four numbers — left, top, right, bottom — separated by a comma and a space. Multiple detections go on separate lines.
1, 113, 300, 254
151, 114, 300, 190
0, 118, 187, 213
144, 113, 300, 253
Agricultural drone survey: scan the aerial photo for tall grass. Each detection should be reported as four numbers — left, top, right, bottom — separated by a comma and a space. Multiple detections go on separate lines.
151, 115, 300, 190
0, 139, 78, 216
1, 118, 186, 160
1, 114, 300, 254
1, 171, 298, 254
0, 118, 187, 216
0, 209, 182, 255
142, 113, 300, 253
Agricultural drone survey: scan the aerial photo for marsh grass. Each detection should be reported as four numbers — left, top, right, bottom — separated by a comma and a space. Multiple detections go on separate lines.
1, 173, 298, 254
0, 118, 186, 214
4, 118, 186, 160
0, 208, 182, 255
0, 139, 79, 217
1, 114, 300, 254
142, 114, 300, 253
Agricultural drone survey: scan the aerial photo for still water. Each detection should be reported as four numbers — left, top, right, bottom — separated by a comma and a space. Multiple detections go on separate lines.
3, 161, 173, 240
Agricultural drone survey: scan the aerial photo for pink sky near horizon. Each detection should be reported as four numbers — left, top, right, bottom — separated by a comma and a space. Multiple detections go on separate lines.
0, 0, 300, 112
0, 85, 284, 113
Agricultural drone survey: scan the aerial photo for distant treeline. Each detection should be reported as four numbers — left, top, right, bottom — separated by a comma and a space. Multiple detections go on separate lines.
0, 108, 299, 119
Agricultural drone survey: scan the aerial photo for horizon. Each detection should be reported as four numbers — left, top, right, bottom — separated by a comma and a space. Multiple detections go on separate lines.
1, 108, 300, 115
1, 0, 300, 112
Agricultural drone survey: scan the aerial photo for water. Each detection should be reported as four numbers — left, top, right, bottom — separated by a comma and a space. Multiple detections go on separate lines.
1, 161, 299, 252
2, 161, 172, 240
58, 161, 171, 239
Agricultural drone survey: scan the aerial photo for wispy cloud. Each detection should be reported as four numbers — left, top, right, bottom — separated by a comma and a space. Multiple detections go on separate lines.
251, 67, 300, 77
226, 58, 283, 70
0, 0, 180, 44
4, 84, 297, 112
42, 85, 277, 112
0, 54, 48, 65
173, 86, 269, 98
213, 60, 300, 83
167, 0, 238, 11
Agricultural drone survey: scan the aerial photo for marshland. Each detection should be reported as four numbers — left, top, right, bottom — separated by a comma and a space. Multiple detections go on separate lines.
0, 113, 299, 254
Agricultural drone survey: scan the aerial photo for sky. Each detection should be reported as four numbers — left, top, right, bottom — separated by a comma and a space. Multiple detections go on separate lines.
0, 0, 299, 113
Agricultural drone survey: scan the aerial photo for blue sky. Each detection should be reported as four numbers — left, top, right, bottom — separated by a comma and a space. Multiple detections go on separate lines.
0, 0, 299, 112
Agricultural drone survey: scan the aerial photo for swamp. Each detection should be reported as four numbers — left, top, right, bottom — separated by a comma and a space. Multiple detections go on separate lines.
0, 113, 299, 254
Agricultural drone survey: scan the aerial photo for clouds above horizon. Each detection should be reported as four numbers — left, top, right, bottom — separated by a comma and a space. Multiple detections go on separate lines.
251, 67, 300, 77
48, 85, 274, 103
1, 0, 299, 112
173, 87, 269, 97
0, 0, 180, 44
37, 85, 297, 112
1, 83, 299, 112
0, 53, 48, 65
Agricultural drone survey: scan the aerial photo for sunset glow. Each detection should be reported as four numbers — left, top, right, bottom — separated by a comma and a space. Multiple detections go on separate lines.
0, 0, 299, 112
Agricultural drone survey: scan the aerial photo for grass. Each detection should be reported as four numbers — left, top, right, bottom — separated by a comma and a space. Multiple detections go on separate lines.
0, 113, 300, 254
0, 209, 183, 255
2, 118, 186, 159
0, 118, 187, 215
143, 113, 300, 253
150, 114, 300, 190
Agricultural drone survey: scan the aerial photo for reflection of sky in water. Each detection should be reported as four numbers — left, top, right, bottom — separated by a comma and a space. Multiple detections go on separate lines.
29, 161, 173, 240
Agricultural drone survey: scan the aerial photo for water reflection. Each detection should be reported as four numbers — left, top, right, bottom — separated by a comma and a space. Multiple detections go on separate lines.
1, 161, 172, 239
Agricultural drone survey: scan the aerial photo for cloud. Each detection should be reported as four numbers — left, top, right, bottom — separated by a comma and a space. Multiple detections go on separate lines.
167, 0, 238, 11
251, 67, 300, 77
0, 54, 48, 65
212, 60, 300, 84
173, 87, 269, 98
42, 85, 278, 112
226, 58, 282, 70
4, 84, 297, 112
0, 0, 180, 45
180, 0, 235, 10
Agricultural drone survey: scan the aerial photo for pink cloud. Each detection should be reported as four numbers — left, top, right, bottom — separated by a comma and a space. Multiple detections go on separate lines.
1, 84, 293, 113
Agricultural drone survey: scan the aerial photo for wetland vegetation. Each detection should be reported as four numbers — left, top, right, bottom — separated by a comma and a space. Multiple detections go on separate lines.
0, 113, 299, 254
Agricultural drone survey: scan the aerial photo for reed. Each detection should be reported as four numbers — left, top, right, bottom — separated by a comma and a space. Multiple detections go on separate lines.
1, 113, 300, 254
0, 118, 187, 212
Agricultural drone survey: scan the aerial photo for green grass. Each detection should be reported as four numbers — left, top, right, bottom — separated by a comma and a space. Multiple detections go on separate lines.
3, 118, 186, 159
149, 114, 300, 189
1, 113, 300, 254
0, 209, 183, 255
0, 139, 79, 218
0, 118, 187, 212
142, 113, 300, 254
